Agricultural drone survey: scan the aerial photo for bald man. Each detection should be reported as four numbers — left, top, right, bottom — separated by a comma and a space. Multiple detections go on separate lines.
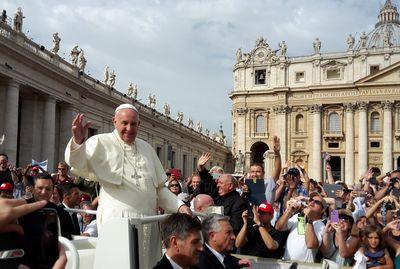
65, 104, 190, 267
193, 194, 214, 213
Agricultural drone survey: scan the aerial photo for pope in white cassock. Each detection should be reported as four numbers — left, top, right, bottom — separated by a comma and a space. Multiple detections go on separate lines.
65, 104, 191, 268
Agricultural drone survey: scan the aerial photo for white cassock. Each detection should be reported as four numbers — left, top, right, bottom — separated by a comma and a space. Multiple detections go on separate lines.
65, 129, 183, 268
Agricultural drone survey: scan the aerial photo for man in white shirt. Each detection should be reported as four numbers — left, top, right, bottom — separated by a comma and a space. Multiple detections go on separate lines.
153, 213, 203, 269
275, 191, 326, 262
65, 104, 191, 267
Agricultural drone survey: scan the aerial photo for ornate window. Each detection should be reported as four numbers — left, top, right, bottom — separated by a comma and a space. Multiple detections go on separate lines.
255, 115, 265, 133
328, 112, 341, 132
370, 112, 380, 133
295, 114, 305, 133
255, 69, 266, 85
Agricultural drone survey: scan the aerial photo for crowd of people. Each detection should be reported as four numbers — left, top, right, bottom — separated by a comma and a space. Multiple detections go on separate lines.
1, 103, 400, 269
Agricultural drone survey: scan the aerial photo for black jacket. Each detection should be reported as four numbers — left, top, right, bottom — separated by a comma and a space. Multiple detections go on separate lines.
59, 203, 81, 236
215, 191, 247, 235
198, 245, 240, 269
153, 254, 199, 269
193, 168, 219, 200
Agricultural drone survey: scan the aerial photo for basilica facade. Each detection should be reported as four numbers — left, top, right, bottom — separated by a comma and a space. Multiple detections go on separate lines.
230, 0, 400, 184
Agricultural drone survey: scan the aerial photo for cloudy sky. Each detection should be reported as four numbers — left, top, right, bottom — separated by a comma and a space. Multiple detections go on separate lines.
2, 0, 391, 143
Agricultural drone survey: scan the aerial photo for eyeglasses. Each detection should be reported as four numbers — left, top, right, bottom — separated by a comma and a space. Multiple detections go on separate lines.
169, 184, 179, 188
310, 199, 323, 207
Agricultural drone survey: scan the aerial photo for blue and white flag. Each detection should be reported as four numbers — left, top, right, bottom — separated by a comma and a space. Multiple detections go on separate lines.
31, 159, 48, 171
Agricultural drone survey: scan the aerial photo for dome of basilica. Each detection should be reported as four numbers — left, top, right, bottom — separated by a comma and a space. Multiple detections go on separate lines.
356, 0, 400, 50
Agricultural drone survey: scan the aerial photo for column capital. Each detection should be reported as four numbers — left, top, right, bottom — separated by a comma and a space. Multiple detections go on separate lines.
309, 104, 322, 114
45, 96, 57, 104
343, 103, 356, 112
381, 100, 394, 110
273, 105, 289, 115
357, 101, 369, 111
235, 107, 248, 116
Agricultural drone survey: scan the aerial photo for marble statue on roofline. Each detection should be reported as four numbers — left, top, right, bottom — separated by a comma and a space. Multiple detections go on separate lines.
50, 33, 61, 54
127, 83, 138, 99
313, 38, 321, 54
279, 41, 287, 56
109, 70, 116, 88
13, 7, 24, 32
236, 48, 242, 63
205, 129, 210, 137
176, 111, 183, 123
187, 117, 193, 129
163, 103, 170, 116
360, 32, 368, 48
196, 122, 202, 133
78, 50, 87, 72
147, 94, 156, 109
347, 34, 355, 50
103, 66, 109, 84
70, 45, 80, 66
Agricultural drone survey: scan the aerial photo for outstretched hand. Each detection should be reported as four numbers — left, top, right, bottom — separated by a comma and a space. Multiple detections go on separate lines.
197, 152, 211, 171
72, 113, 91, 144
273, 136, 280, 153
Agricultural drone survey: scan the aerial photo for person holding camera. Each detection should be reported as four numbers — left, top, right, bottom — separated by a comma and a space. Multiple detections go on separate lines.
235, 202, 283, 259
275, 191, 327, 262
374, 170, 400, 201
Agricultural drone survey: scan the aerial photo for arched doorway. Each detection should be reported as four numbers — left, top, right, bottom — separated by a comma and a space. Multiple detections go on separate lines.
250, 142, 269, 164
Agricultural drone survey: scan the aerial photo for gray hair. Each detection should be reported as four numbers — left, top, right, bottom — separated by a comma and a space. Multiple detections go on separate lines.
210, 166, 224, 173
201, 213, 230, 243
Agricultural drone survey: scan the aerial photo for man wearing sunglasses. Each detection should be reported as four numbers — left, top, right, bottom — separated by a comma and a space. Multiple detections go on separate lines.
276, 191, 327, 262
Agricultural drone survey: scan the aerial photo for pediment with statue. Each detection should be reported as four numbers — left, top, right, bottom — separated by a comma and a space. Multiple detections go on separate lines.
236, 37, 279, 67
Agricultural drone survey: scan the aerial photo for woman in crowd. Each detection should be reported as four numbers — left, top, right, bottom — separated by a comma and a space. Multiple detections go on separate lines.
321, 209, 360, 266
168, 179, 182, 196
384, 220, 400, 269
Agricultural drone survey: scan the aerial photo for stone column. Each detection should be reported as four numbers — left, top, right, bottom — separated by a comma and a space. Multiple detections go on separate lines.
341, 157, 345, 180
42, 97, 57, 171
357, 102, 368, 177
382, 101, 394, 173
2, 80, 20, 165
263, 150, 275, 178
310, 104, 322, 180
235, 107, 248, 166
344, 103, 355, 184
274, 105, 288, 164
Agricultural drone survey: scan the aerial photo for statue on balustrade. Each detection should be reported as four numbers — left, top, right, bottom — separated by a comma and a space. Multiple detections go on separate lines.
78, 50, 87, 72
51, 32, 61, 54
313, 38, 321, 54
13, 7, 24, 32
127, 83, 138, 99
346, 34, 355, 50
163, 103, 170, 116
103, 66, 109, 84
109, 70, 116, 88
187, 117, 193, 129
70, 45, 80, 66
176, 111, 183, 123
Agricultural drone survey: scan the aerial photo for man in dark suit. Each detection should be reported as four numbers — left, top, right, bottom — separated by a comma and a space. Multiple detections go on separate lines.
153, 213, 202, 269
60, 183, 81, 235
215, 174, 247, 235
199, 214, 251, 269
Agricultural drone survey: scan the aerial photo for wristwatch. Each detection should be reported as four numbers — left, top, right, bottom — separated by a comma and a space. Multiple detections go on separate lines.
253, 223, 264, 229
306, 217, 313, 224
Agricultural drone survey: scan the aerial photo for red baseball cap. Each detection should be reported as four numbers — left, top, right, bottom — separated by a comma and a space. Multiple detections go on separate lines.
170, 169, 181, 179
80, 193, 91, 202
258, 202, 274, 214
0, 182, 13, 191
32, 166, 39, 171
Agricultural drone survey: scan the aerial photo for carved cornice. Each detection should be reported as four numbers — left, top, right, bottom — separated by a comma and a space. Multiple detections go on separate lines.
343, 103, 356, 112
309, 104, 322, 114
273, 105, 289, 115
357, 101, 369, 111
235, 107, 248, 116
381, 100, 394, 110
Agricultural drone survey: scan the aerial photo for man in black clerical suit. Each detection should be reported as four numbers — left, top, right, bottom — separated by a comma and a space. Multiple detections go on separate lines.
59, 183, 81, 236
153, 213, 202, 269
199, 214, 251, 269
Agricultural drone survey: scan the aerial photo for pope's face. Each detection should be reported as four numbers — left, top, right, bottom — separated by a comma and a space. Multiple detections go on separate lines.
113, 108, 140, 144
